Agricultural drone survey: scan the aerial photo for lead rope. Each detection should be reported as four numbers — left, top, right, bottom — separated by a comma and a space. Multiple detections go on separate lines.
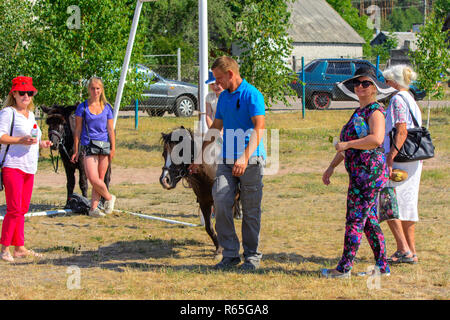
50, 147, 59, 173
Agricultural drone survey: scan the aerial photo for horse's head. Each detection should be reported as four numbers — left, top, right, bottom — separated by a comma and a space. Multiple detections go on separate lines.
160, 127, 195, 190
41, 104, 78, 151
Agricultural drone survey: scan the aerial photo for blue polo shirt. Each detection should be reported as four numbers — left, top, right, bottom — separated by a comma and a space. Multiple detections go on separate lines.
215, 79, 266, 160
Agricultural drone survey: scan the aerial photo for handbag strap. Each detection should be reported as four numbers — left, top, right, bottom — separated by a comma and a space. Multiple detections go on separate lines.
0, 108, 16, 168
396, 93, 420, 128
83, 101, 92, 141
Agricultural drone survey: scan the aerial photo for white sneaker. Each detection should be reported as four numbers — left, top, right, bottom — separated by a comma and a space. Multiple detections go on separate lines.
104, 195, 116, 214
89, 207, 105, 218
321, 268, 351, 279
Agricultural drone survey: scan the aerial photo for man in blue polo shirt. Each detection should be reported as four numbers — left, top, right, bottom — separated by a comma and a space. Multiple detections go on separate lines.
190, 56, 266, 271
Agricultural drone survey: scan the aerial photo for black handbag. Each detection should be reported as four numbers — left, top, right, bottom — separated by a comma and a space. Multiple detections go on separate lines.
87, 139, 111, 155
0, 110, 15, 191
389, 95, 435, 162
83, 101, 111, 155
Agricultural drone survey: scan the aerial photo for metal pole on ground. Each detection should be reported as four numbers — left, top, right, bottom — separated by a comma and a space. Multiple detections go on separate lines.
116, 209, 199, 227
0, 208, 199, 227
0, 209, 73, 221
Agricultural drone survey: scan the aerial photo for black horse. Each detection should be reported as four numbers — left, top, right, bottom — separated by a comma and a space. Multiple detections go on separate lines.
160, 126, 241, 256
41, 104, 111, 206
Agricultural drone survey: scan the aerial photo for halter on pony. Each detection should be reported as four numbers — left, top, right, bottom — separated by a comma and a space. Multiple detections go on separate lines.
47, 116, 72, 173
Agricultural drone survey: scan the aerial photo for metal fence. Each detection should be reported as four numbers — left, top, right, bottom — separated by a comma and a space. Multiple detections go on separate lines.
129, 54, 448, 121
124, 52, 200, 119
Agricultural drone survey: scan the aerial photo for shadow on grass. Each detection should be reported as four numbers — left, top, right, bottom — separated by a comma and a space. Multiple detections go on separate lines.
263, 253, 340, 266
41, 238, 205, 270
94, 262, 324, 277
36, 244, 342, 277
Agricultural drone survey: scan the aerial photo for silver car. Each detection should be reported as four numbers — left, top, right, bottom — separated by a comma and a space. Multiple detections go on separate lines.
135, 64, 198, 117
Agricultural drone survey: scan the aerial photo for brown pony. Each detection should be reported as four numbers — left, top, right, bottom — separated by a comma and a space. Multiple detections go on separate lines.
160, 126, 241, 255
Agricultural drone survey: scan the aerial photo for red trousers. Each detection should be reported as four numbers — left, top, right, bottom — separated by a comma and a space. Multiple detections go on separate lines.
1, 167, 34, 247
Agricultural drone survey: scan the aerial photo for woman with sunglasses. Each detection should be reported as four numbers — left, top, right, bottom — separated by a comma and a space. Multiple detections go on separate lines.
0, 76, 52, 262
321, 67, 396, 278
71, 77, 116, 217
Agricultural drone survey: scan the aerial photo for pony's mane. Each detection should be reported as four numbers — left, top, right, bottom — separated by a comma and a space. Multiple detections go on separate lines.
46, 113, 65, 125
160, 127, 194, 146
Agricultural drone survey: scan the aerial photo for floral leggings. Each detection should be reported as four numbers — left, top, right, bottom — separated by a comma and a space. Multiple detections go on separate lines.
336, 152, 390, 274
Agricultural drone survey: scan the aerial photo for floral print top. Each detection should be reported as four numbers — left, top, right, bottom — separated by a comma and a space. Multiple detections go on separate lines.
340, 102, 389, 189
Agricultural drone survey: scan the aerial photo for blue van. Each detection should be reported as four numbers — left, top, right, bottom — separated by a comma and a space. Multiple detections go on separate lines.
290, 58, 425, 109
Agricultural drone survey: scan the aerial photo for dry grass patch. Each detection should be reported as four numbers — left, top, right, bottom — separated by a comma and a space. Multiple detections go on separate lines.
0, 108, 448, 300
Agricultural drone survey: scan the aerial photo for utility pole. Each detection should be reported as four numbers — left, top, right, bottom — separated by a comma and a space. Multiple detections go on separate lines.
424, 0, 427, 25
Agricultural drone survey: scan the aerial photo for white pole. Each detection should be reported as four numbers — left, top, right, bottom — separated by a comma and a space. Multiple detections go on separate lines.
177, 47, 181, 81
198, 0, 208, 135
115, 209, 199, 227
113, 0, 144, 129
0, 209, 73, 221
424, 0, 427, 25
0, 208, 199, 227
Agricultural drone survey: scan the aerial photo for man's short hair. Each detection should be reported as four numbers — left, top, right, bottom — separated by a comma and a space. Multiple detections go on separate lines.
211, 56, 240, 75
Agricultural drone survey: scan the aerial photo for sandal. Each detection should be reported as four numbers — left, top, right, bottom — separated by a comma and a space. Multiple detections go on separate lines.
387, 250, 414, 264
1, 251, 15, 263
412, 254, 418, 264
13, 249, 43, 259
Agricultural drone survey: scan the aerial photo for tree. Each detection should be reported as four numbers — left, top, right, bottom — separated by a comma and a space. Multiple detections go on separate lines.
411, 10, 449, 100
326, 0, 374, 55
0, 0, 37, 101
432, 0, 450, 21
4, 0, 148, 107
383, 7, 423, 31
142, 0, 234, 65
230, 0, 295, 108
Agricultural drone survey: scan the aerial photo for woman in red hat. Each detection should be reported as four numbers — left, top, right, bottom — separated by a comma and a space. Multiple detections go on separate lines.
0, 76, 52, 262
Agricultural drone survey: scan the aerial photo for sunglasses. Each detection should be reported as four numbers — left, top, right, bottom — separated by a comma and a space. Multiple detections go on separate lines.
352, 80, 374, 89
17, 91, 35, 97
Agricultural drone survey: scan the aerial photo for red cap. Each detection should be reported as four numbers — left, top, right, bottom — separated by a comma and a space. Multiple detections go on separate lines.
9, 76, 38, 95
33, 124, 37, 128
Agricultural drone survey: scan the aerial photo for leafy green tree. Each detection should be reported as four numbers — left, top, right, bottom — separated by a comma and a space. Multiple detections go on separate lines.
142, 0, 234, 65
9, 0, 148, 106
432, 0, 450, 21
230, 0, 295, 108
383, 7, 423, 31
0, 0, 37, 101
326, 0, 373, 55
411, 10, 449, 100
